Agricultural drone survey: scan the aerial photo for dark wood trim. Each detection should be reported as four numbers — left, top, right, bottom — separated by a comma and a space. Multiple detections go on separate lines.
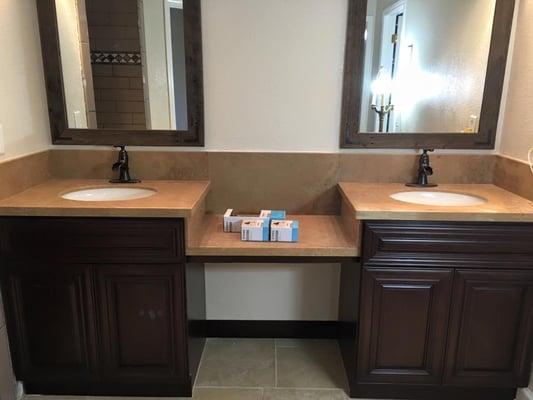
339, 0, 516, 149
362, 220, 533, 269
35, 0, 204, 147
205, 320, 340, 339
23, 381, 192, 397
348, 383, 516, 400
186, 256, 360, 264
338, 262, 362, 383
185, 262, 206, 381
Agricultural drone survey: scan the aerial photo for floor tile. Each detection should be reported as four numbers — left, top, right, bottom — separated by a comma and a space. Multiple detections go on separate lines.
196, 338, 275, 387
276, 340, 347, 389
192, 387, 263, 400
276, 339, 339, 351
263, 388, 347, 400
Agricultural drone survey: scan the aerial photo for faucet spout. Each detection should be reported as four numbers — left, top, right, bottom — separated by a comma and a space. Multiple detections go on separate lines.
109, 145, 140, 184
406, 149, 438, 188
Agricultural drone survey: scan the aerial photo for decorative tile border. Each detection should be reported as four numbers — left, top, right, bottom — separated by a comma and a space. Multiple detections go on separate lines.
90, 51, 141, 65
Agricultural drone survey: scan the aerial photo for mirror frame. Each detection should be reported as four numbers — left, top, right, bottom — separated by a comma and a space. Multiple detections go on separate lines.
340, 0, 515, 149
36, 0, 204, 147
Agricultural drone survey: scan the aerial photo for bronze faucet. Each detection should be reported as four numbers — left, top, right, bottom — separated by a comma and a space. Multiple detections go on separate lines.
406, 149, 437, 188
110, 145, 140, 184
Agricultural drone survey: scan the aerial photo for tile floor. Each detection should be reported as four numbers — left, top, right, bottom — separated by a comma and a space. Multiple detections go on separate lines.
25, 338, 352, 400
192, 338, 349, 399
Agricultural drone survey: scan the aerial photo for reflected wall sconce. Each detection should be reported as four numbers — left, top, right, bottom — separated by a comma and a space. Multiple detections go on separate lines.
371, 67, 394, 133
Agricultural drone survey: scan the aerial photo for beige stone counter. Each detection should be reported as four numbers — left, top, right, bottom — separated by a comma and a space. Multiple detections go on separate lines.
187, 214, 359, 257
0, 179, 210, 218
339, 182, 533, 222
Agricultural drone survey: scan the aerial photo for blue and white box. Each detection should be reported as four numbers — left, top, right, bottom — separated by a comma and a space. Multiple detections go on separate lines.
241, 219, 270, 242
270, 220, 299, 242
260, 210, 286, 220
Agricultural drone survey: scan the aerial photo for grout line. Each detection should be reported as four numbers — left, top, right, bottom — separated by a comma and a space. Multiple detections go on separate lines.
274, 339, 278, 388
196, 385, 345, 391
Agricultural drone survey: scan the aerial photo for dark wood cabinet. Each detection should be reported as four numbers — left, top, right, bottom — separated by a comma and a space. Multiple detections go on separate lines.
340, 221, 533, 400
0, 217, 205, 397
357, 267, 452, 384
2, 263, 97, 384
445, 269, 533, 387
97, 265, 188, 383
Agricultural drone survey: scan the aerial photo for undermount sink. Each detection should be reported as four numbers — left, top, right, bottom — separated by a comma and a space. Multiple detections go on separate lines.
390, 191, 487, 206
62, 187, 156, 202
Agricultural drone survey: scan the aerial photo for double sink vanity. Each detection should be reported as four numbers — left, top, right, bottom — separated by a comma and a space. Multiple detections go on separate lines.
0, 174, 532, 400
6, 0, 526, 397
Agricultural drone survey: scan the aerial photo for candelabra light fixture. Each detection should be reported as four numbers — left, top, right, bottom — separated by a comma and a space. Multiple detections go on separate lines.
371, 67, 394, 133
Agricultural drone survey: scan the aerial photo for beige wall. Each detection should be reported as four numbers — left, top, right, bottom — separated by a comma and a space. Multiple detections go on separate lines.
201, 0, 348, 152
0, 0, 51, 162
500, 0, 533, 163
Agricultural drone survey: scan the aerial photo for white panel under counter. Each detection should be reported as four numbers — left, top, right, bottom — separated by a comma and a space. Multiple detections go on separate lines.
205, 263, 341, 320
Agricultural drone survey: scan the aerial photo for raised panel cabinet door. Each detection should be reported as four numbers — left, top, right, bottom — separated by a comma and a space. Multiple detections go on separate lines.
1, 263, 97, 383
445, 269, 533, 387
97, 265, 188, 384
357, 267, 453, 384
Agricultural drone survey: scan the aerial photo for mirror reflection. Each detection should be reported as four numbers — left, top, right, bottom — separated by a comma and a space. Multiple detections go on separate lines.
360, 0, 496, 134
56, 0, 188, 131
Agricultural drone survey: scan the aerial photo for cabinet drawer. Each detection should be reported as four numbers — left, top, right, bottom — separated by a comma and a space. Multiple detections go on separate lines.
363, 221, 533, 268
0, 218, 185, 263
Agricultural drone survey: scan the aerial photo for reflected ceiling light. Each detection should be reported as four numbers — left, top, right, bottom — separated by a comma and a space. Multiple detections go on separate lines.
391, 43, 445, 119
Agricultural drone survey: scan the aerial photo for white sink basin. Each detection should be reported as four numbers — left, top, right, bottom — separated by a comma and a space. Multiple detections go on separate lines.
62, 187, 156, 202
390, 191, 486, 206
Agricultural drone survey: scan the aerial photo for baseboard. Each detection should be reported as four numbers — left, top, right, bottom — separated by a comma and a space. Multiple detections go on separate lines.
349, 382, 516, 400
205, 320, 339, 339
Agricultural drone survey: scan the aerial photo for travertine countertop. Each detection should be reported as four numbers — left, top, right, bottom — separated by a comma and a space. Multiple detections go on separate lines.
188, 214, 359, 257
339, 183, 533, 222
0, 179, 210, 218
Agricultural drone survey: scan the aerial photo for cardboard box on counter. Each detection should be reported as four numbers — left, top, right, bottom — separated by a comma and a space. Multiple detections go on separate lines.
241, 219, 270, 242
270, 220, 299, 242
223, 209, 265, 233
224, 209, 286, 233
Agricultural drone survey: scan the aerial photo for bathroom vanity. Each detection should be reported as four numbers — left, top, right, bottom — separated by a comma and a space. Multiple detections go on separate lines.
0, 180, 210, 396
0, 180, 533, 399
338, 183, 533, 400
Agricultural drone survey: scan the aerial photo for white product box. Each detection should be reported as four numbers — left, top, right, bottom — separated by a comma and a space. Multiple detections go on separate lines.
270, 220, 299, 242
223, 209, 267, 233
241, 219, 270, 242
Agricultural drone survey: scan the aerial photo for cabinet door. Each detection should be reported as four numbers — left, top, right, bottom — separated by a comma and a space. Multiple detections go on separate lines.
97, 265, 188, 383
445, 269, 533, 387
2, 263, 97, 382
357, 267, 453, 384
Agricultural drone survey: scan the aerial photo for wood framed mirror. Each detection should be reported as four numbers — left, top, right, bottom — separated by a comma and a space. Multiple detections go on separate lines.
37, 0, 204, 146
340, 0, 515, 149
